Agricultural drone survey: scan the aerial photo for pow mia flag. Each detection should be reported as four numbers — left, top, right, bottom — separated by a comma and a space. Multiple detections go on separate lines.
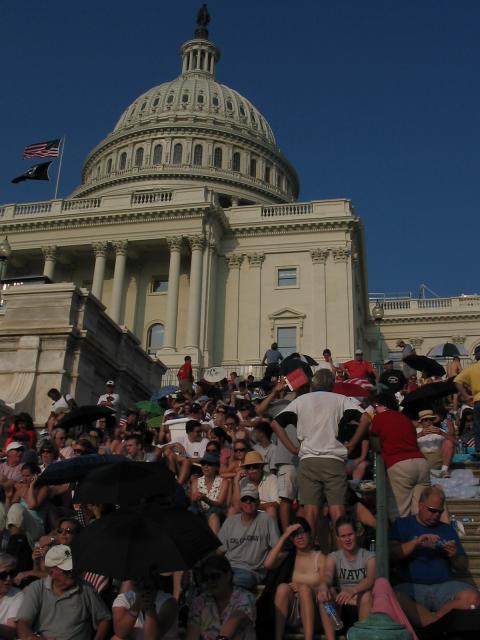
11, 161, 52, 184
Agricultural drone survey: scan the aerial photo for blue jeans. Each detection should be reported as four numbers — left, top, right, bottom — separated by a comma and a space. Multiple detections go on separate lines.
473, 402, 480, 450
395, 581, 475, 611
232, 567, 259, 591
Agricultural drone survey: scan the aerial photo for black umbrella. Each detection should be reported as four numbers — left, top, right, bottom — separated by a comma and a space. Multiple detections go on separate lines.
401, 379, 457, 419
35, 454, 128, 487
74, 461, 177, 505
280, 357, 313, 378
56, 405, 115, 431
283, 353, 318, 366
403, 354, 445, 378
71, 506, 220, 580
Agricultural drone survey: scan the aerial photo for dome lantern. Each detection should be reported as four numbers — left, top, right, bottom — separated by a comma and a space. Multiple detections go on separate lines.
181, 4, 220, 79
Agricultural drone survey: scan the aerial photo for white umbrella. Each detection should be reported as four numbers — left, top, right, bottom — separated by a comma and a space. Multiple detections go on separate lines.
203, 366, 228, 383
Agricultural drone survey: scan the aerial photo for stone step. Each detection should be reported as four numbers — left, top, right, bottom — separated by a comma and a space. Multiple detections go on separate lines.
464, 552, 480, 570
450, 461, 480, 478
459, 535, 480, 553
455, 568, 480, 589
446, 499, 480, 515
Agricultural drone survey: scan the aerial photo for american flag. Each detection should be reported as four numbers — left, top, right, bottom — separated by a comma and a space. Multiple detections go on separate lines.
23, 138, 61, 159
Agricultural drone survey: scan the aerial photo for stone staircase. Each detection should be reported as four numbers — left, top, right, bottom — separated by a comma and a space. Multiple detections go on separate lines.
446, 460, 480, 588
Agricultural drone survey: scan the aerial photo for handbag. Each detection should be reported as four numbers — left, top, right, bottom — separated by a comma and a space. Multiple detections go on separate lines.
287, 591, 302, 628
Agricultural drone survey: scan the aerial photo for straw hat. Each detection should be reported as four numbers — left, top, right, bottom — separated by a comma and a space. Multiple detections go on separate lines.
241, 451, 266, 467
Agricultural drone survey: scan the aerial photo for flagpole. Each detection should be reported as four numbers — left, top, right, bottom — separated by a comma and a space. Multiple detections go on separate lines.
54, 136, 66, 199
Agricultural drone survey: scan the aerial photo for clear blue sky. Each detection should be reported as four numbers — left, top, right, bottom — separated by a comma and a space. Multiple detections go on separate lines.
1, 1, 478, 296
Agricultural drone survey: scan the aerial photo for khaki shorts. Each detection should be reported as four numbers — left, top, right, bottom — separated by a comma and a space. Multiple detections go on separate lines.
386, 457, 431, 521
277, 463, 298, 500
297, 457, 347, 507
422, 449, 443, 470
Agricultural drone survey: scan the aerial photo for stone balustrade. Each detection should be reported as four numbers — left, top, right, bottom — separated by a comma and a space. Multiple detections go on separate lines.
370, 296, 480, 315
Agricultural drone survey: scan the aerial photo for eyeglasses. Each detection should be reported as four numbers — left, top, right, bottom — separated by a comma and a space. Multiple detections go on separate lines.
425, 505, 444, 515
56, 527, 75, 534
0, 570, 16, 580
240, 496, 257, 503
244, 464, 262, 470
291, 529, 307, 538
234, 448, 246, 452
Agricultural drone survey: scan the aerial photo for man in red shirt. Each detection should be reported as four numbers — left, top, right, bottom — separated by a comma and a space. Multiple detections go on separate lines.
341, 349, 378, 382
177, 356, 194, 394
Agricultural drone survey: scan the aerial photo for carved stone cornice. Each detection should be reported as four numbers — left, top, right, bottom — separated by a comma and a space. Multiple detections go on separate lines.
92, 241, 109, 258
451, 335, 466, 344
230, 219, 358, 238
187, 235, 205, 251
42, 246, 57, 261
112, 240, 128, 256
166, 236, 183, 252
247, 252, 265, 268
379, 313, 480, 325
332, 247, 351, 262
409, 337, 424, 348
310, 248, 329, 264
226, 253, 243, 269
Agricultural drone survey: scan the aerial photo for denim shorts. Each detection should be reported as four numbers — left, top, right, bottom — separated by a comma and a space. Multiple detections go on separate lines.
395, 581, 474, 611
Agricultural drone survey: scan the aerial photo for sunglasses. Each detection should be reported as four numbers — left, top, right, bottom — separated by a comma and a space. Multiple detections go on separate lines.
234, 448, 246, 452
244, 464, 262, 470
40, 449, 54, 454
0, 570, 16, 580
420, 418, 434, 423
206, 448, 218, 453
201, 461, 217, 467
241, 496, 257, 503
56, 527, 75, 534
425, 505, 444, 515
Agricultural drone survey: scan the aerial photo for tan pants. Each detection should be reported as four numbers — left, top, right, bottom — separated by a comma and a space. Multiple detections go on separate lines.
386, 457, 430, 521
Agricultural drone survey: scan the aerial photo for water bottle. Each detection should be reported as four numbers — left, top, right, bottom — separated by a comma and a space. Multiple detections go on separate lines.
450, 514, 457, 531
369, 538, 376, 553
324, 602, 343, 631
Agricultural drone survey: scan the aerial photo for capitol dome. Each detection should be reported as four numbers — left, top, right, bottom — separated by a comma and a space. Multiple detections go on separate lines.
71, 11, 299, 207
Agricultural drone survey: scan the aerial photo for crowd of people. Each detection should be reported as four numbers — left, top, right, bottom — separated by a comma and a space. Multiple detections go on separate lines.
0, 341, 478, 639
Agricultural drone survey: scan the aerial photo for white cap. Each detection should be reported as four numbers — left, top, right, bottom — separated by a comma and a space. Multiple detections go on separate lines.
45, 545, 73, 571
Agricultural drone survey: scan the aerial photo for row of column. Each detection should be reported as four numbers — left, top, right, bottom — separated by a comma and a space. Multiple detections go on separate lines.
40, 236, 208, 351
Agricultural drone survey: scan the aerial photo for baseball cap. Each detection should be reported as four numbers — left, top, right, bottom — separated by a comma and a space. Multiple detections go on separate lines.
6, 442, 24, 452
240, 484, 259, 501
106, 380, 115, 386
200, 453, 220, 466
197, 395, 210, 402
355, 349, 363, 355
45, 545, 73, 571
164, 409, 176, 418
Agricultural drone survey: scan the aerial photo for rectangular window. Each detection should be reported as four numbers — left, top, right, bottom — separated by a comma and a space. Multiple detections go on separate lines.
150, 277, 168, 293
277, 326, 297, 357
277, 267, 297, 288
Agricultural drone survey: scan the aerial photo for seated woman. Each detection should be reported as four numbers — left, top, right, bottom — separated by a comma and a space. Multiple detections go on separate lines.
322, 517, 375, 623
190, 453, 228, 534
220, 438, 250, 480
416, 408, 455, 478
186, 555, 256, 640
264, 518, 334, 640
6, 463, 49, 548
112, 578, 178, 640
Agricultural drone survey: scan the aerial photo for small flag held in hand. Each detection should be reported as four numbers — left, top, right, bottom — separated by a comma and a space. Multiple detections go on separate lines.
12, 161, 52, 184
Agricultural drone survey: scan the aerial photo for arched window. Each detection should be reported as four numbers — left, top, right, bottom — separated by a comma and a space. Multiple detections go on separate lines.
153, 144, 163, 165
232, 152, 241, 172
147, 323, 164, 354
249, 157, 257, 177
213, 147, 222, 168
172, 143, 183, 165
106, 158, 112, 174
193, 144, 203, 166
119, 152, 127, 170
134, 147, 144, 167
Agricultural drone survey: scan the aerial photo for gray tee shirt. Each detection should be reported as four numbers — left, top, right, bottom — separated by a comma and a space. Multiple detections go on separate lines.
329, 548, 375, 591
218, 512, 280, 580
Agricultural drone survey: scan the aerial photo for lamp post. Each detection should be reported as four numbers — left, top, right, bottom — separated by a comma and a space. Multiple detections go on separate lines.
371, 300, 384, 368
0, 236, 12, 282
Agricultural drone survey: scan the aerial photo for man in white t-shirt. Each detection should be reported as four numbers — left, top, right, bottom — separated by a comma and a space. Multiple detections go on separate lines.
97, 380, 121, 413
315, 348, 338, 375
0, 552, 23, 635
164, 420, 209, 484
47, 388, 75, 416
273, 369, 370, 538
112, 586, 178, 640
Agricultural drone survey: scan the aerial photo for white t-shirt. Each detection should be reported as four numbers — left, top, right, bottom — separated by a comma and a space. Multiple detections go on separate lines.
277, 391, 364, 461
240, 472, 279, 504
97, 393, 121, 412
315, 360, 337, 372
112, 590, 178, 640
51, 394, 73, 415
0, 587, 23, 625
174, 434, 209, 459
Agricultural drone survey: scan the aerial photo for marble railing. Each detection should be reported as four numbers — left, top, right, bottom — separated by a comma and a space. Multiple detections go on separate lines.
369, 296, 480, 315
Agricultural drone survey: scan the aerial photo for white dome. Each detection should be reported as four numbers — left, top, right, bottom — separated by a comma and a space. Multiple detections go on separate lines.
72, 21, 299, 205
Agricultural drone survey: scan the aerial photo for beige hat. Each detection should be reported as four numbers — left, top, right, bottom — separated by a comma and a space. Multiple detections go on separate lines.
240, 484, 260, 500
418, 409, 435, 421
241, 451, 266, 467
45, 545, 73, 571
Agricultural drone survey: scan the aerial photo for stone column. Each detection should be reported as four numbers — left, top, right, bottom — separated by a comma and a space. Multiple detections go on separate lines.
42, 246, 57, 281
110, 240, 128, 324
184, 235, 205, 349
242, 253, 265, 361
326, 247, 351, 358
310, 248, 329, 350
91, 242, 108, 301
162, 236, 183, 351
223, 254, 243, 362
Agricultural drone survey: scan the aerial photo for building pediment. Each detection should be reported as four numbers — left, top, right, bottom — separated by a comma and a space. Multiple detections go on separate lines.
268, 307, 306, 322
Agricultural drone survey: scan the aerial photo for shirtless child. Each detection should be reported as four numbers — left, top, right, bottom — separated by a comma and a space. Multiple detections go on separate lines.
321, 517, 375, 621
264, 517, 335, 640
